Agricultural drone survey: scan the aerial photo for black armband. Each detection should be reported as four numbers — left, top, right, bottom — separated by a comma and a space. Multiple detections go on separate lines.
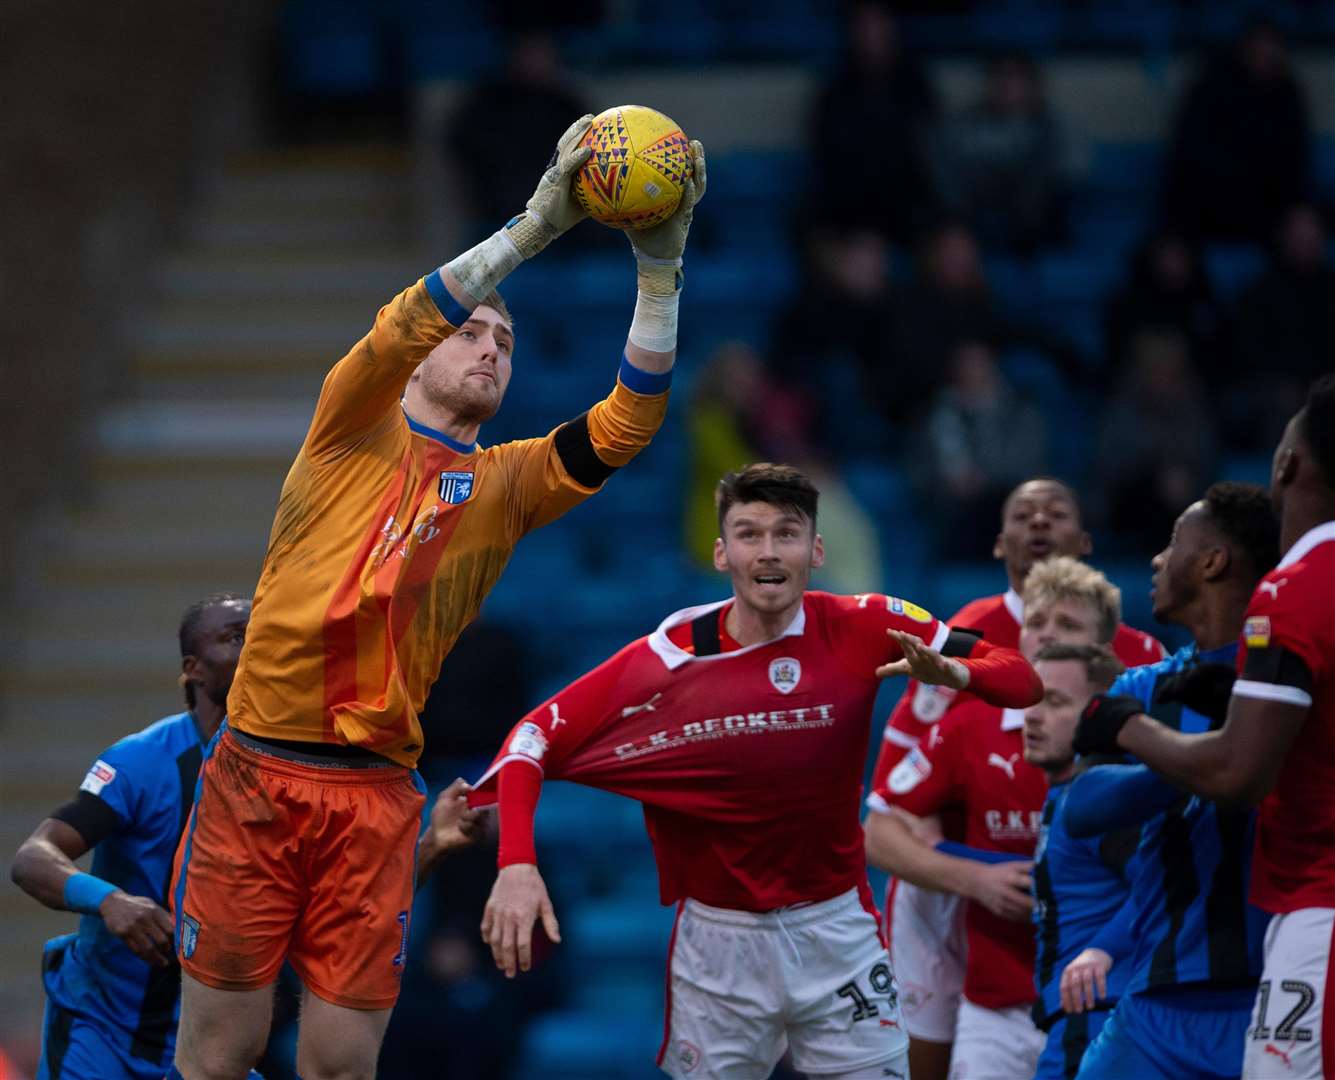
50, 791, 121, 848
1242, 646, 1315, 696
554, 412, 618, 488
941, 629, 983, 658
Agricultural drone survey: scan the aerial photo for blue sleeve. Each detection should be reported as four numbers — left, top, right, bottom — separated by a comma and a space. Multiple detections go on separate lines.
1064, 764, 1181, 838
934, 840, 1028, 864
1107, 664, 1157, 709
75, 739, 149, 831
1087, 891, 1137, 962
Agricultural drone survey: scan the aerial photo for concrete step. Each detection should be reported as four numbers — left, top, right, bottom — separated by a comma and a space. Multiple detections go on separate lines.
98, 398, 312, 456
154, 253, 424, 302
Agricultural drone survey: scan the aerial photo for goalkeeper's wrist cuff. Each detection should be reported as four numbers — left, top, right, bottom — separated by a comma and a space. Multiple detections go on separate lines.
444, 227, 525, 308
64, 872, 117, 915
629, 256, 682, 354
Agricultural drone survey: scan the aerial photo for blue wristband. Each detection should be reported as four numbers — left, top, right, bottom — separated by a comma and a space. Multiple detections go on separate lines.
935, 840, 1026, 865
64, 872, 118, 915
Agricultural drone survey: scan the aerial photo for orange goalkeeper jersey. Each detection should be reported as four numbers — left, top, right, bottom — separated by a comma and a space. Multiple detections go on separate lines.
227, 273, 670, 767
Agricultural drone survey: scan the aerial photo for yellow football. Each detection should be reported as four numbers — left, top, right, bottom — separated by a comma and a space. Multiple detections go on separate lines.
574, 105, 692, 231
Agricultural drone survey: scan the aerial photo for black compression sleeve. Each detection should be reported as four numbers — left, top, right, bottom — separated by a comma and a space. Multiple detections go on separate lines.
553, 412, 617, 488
941, 629, 984, 658
49, 792, 121, 848
1243, 646, 1315, 695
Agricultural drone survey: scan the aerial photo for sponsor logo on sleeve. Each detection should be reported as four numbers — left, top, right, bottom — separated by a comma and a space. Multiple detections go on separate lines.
889, 598, 934, 624
508, 722, 549, 762
79, 760, 117, 797
888, 747, 932, 794
768, 657, 801, 694
912, 682, 955, 723
1245, 616, 1272, 648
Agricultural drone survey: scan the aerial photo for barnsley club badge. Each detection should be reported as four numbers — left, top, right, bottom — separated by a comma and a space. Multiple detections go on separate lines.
768, 657, 801, 694
438, 471, 474, 505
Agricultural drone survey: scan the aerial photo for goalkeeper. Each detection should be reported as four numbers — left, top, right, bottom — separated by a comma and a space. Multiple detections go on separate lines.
169, 118, 705, 1080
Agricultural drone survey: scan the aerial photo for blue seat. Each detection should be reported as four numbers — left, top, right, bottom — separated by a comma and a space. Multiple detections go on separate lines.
1203, 244, 1266, 302
514, 1011, 663, 1080
1089, 143, 1163, 195
566, 899, 677, 965
926, 563, 1004, 621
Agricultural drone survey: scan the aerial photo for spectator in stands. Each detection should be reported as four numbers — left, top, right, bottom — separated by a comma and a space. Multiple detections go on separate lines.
1104, 230, 1220, 371
1163, 18, 1310, 243
684, 342, 882, 594
444, 30, 590, 231
930, 51, 1076, 253
1093, 329, 1218, 555
770, 223, 906, 445
917, 338, 1048, 558
806, 1, 937, 243
1224, 201, 1335, 450
886, 221, 1082, 409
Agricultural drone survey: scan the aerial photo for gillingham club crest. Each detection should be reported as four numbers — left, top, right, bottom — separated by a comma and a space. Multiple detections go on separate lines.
768, 656, 801, 694
438, 471, 474, 505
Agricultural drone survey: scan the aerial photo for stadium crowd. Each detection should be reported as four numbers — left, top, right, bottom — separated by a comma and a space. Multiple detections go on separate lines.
7, 1, 1335, 1079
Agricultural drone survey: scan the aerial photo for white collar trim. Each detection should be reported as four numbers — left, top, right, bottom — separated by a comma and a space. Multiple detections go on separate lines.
1278, 520, 1335, 570
1000, 707, 1026, 732
646, 598, 808, 671
1003, 587, 1024, 626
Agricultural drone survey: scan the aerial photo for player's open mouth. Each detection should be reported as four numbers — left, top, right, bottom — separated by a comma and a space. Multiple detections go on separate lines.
1027, 539, 1053, 557
754, 574, 787, 585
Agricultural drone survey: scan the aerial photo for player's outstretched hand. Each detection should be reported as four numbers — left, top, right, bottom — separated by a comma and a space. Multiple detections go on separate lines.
100, 891, 175, 967
877, 629, 970, 690
1060, 947, 1114, 1014
966, 860, 1034, 922
481, 863, 561, 979
426, 778, 488, 854
1073, 693, 1144, 756
506, 115, 595, 259
630, 140, 707, 264
1155, 662, 1236, 727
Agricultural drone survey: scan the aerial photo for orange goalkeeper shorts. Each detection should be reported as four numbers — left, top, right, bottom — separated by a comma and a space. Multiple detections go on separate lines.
171, 725, 426, 1010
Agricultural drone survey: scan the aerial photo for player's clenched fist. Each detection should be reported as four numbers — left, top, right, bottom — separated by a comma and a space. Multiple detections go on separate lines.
100, 891, 175, 967
966, 859, 1034, 922
481, 863, 562, 979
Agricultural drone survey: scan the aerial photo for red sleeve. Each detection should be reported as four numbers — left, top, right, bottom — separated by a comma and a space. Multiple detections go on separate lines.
959, 639, 1044, 708
824, 592, 949, 674
1234, 560, 1333, 707
868, 720, 961, 818
470, 641, 641, 867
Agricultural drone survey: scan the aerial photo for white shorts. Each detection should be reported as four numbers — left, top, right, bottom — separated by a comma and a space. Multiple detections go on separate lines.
1243, 907, 1335, 1079
948, 998, 1045, 1080
888, 879, 967, 1043
659, 887, 910, 1079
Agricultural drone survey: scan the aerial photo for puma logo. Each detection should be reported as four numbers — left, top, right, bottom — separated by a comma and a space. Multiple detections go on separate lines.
621, 693, 663, 718
1258, 578, 1289, 600
1264, 1043, 1294, 1069
548, 702, 566, 729
988, 752, 1019, 780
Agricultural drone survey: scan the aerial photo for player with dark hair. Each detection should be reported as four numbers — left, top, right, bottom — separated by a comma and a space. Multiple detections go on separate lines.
469, 462, 1043, 1079
1042, 482, 1279, 1078
866, 477, 1163, 1080
11, 595, 254, 1080
169, 118, 706, 1080
1076, 378, 1335, 1078
1024, 643, 1133, 1080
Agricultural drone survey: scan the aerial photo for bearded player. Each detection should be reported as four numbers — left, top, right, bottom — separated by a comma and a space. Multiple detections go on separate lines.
867, 478, 1163, 1080
168, 118, 706, 1080
469, 463, 1042, 1079
1075, 375, 1335, 1079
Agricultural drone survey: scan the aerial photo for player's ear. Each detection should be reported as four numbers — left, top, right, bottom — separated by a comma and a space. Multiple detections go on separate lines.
811, 534, 825, 569
1077, 530, 1093, 557
992, 532, 1005, 561
1200, 543, 1230, 583
713, 536, 729, 573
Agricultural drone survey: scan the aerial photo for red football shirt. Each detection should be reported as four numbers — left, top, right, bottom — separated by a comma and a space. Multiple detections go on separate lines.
473, 592, 952, 912
870, 588, 1165, 791
1233, 522, 1335, 914
868, 698, 1048, 1009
